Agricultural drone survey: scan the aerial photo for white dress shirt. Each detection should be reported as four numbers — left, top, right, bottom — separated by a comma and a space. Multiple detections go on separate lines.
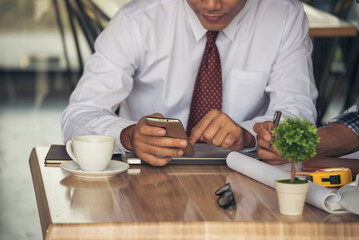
62, 0, 318, 153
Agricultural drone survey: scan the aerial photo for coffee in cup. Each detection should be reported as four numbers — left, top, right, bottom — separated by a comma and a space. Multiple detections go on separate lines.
66, 135, 115, 171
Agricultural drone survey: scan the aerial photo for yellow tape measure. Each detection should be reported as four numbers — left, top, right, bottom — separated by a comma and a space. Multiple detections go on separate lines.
309, 167, 352, 187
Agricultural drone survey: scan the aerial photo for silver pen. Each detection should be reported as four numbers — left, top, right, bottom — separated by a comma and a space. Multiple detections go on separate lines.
272, 111, 282, 129
269, 111, 282, 147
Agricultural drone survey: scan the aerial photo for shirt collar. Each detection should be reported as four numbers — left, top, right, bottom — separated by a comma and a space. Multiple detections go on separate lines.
184, 0, 250, 43
222, 3, 248, 42
184, 0, 207, 42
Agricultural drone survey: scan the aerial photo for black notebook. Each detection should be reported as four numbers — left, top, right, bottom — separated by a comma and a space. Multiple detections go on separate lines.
44, 144, 122, 166
45, 145, 71, 164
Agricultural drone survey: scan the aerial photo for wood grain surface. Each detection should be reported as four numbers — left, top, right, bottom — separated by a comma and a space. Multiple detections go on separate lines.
29, 147, 359, 240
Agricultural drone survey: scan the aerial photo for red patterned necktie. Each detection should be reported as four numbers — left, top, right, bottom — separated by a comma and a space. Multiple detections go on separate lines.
186, 31, 222, 136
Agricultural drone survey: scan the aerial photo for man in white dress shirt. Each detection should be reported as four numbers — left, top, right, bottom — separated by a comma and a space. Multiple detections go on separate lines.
62, 0, 318, 166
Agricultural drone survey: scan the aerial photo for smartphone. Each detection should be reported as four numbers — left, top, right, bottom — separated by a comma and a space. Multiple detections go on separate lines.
145, 117, 195, 157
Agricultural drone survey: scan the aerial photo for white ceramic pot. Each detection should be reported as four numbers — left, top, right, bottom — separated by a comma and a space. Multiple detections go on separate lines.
275, 178, 309, 215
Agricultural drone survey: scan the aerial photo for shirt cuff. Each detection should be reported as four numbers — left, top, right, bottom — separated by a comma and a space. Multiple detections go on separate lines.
106, 118, 137, 154
239, 120, 258, 152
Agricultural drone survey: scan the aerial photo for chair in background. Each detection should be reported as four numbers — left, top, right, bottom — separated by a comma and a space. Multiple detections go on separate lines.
53, 0, 110, 90
341, 32, 359, 110
304, 0, 358, 125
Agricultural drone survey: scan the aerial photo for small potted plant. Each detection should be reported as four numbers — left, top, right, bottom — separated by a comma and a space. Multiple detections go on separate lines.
271, 116, 319, 215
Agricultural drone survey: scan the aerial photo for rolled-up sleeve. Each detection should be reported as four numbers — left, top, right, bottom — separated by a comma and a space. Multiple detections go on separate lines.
328, 104, 359, 137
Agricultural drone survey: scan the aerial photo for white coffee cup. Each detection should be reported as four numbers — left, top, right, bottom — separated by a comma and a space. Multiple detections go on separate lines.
66, 135, 115, 171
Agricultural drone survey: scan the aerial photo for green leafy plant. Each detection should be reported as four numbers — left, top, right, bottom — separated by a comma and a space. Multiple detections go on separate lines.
272, 116, 320, 183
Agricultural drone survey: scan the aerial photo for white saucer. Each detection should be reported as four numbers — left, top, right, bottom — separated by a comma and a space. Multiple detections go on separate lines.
60, 160, 130, 178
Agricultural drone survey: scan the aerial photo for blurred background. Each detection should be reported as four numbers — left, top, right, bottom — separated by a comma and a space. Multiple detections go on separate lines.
0, 0, 358, 239
0, 1, 129, 239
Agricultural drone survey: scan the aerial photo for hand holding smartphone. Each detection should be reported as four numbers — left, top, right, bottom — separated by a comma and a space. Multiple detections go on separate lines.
145, 117, 195, 156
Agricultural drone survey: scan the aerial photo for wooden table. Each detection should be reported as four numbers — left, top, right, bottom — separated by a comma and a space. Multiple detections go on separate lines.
90, 1, 358, 38
303, 3, 357, 37
301, 3, 357, 124
29, 147, 359, 240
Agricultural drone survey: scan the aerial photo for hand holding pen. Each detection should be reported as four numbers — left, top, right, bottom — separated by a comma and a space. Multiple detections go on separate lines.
253, 111, 284, 164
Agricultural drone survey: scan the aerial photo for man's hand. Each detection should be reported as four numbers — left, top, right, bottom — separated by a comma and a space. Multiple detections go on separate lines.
120, 113, 189, 166
189, 109, 255, 151
253, 121, 287, 165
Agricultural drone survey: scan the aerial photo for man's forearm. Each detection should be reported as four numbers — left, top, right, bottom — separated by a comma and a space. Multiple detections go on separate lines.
316, 123, 359, 157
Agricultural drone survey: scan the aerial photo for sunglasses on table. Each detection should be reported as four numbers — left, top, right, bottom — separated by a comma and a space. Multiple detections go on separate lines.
215, 183, 236, 210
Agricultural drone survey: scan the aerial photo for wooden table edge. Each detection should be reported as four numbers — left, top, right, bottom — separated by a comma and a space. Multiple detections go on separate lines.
44, 221, 359, 240
29, 147, 52, 239
309, 27, 357, 37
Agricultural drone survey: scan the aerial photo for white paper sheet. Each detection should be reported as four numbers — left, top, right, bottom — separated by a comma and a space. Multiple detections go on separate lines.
340, 150, 359, 159
226, 151, 348, 214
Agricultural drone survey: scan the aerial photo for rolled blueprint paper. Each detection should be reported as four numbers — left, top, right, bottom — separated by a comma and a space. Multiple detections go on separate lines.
227, 151, 347, 214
